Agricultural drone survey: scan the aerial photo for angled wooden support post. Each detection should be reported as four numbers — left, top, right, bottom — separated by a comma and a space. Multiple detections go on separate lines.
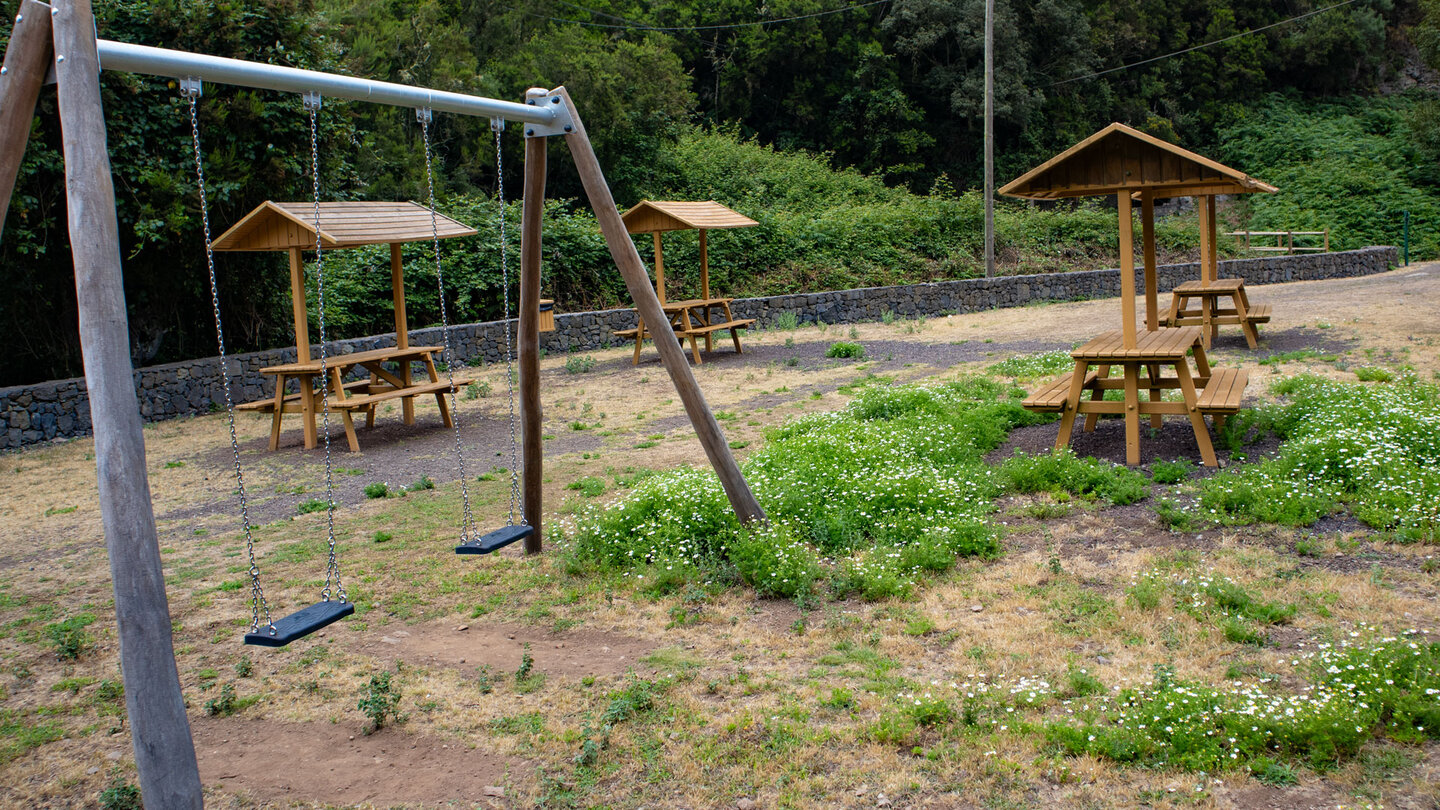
519, 91, 547, 553
52, 0, 203, 806
554, 86, 765, 523
0, 0, 54, 242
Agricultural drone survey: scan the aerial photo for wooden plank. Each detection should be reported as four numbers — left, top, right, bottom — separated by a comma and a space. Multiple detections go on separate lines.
390, 243, 413, 423
0, 0, 52, 243
328, 377, 474, 410
1122, 364, 1141, 465
1118, 192, 1136, 348
519, 125, 546, 554
1177, 363, 1219, 468
699, 229, 709, 301
653, 231, 665, 305
288, 247, 311, 363
559, 86, 765, 524
1141, 193, 1157, 331
53, 0, 204, 804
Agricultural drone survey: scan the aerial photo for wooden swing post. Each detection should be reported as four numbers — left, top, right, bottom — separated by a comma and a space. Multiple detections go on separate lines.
555, 87, 765, 523
519, 95, 547, 553
0, 0, 52, 243
50, 0, 204, 804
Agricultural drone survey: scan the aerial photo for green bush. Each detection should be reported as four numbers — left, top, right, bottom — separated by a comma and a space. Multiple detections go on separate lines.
564, 355, 598, 375
297, 498, 328, 515
363, 482, 389, 499
1149, 459, 1194, 485
358, 672, 402, 733
1186, 376, 1440, 537
99, 776, 142, 810
825, 341, 865, 359
1217, 94, 1440, 260
570, 379, 1031, 599
1000, 450, 1149, 505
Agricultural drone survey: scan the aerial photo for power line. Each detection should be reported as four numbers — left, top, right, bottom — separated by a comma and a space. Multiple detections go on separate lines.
1048, 0, 1359, 87
509, 0, 890, 33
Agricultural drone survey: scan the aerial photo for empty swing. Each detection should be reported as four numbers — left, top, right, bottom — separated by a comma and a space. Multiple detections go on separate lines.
441, 116, 532, 556
186, 82, 352, 646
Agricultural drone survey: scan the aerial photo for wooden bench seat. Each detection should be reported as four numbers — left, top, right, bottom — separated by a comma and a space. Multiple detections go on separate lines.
684, 319, 754, 335
1194, 367, 1247, 414
613, 318, 755, 339
1023, 371, 1099, 413
1244, 303, 1272, 323
328, 376, 475, 411
236, 380, 369, 413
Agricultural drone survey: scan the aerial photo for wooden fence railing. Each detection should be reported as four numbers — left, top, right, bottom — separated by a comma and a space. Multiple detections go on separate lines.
1227, 229, 1329, 254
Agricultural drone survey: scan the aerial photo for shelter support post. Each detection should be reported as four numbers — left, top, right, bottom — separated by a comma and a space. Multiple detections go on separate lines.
52, 0, 204, 805
519, 120, 546, 553
390, 243, 414, 424
556, 87, 765, 524
287, 246, 316, 447
0, 0, 52, 243
699, 229, 709, 300
1140, 193, 1157, 332
652, 231, 665, 305
1117, 192, 1136, 349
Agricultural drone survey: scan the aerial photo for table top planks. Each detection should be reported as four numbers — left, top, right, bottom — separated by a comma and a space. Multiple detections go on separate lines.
1072, 327, 1202, 361
260, 345, 442, 375
1172, 277, 1245, 294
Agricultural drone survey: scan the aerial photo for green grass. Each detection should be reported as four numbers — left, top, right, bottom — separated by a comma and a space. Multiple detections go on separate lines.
825, 341, 864, 359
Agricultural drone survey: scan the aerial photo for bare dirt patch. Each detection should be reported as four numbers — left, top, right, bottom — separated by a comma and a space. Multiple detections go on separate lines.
353, 619, 657, 678
193, 716, 524, 808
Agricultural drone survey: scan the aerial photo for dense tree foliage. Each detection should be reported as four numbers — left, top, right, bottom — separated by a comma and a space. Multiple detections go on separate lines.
0, 0, 1435, 384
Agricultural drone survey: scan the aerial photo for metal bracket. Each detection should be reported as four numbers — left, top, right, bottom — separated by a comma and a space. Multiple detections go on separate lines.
179, 76, 203, 98
415, 107, 432, 125
490, 118, 505, 133
521, 92, 573, 138
302, 91, 322, 111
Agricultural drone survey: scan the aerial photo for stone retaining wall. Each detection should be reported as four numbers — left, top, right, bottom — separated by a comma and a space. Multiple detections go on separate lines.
0, 246, 1398, 449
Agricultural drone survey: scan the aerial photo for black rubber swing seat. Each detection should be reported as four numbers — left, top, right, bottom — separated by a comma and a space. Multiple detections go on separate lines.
455, 524, 533, 555
243, 600, 355, 647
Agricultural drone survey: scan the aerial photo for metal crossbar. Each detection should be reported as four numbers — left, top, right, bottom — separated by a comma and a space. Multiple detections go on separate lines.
94, 40, 558, 125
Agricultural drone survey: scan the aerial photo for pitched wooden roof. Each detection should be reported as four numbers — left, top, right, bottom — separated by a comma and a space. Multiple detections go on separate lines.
212, 201, 478, 251
999, 123, 1277, 200
621, 201, 758, 234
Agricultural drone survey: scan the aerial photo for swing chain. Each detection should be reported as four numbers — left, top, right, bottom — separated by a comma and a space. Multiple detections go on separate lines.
417, 109, 476, 543
495, 126, 523, 524
185, 83, 274, 635
306, 96, 346, 605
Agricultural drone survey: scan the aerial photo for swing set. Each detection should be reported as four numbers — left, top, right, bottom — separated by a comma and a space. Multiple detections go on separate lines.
0, 0, 765, 802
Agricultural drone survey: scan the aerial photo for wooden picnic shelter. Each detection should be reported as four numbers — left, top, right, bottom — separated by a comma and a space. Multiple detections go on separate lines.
1001, 123, 1274, 466
213, 200, 479, 452
615, 200, 758, 364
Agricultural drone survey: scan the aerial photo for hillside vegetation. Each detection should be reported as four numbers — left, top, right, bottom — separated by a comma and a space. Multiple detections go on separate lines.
0, 0, 1435, 384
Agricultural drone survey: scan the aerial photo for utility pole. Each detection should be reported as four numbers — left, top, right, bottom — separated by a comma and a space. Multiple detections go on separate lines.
983, 0, 995, 277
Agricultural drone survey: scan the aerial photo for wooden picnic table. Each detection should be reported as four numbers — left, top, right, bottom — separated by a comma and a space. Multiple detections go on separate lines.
613, 297, 755, 365
1160, 277, 1272, 349
237, 345, 475, 452
1022, 326, 1248, 467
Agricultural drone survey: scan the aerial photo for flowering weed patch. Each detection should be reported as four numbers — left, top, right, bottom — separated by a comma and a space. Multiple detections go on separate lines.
567, 379, 1047, 598
1045, 631, 1440, 771
990, 350, 1072, 380
1001, 450, 1149, 505
1187, 376, 1440, 539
